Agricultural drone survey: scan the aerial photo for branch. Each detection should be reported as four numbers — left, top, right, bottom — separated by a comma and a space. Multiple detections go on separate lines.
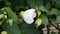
49, 22, 60, 32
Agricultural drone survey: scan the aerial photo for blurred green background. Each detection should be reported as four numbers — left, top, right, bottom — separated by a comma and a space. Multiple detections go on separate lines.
0, 0, 60, 34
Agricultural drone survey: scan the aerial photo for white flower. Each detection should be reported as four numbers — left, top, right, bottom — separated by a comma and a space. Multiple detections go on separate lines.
23, 9, 36, 24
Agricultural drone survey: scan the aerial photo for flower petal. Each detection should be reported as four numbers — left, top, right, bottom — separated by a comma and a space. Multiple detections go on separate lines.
23, 12, 34, 24
32, 12, 36, 18
25, 9, 35, 17
23, 9, 36, 24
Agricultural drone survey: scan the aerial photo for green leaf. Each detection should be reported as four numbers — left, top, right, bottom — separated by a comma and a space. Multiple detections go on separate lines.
55, 3, 60, 9
56, 16, 60, 23
39, 5, 49, 12
50, 0, 56, 2
55, 0, 60, 4
5, 1, 11, 7
26, 0, 43, 9
45, 2, 51, 10
34, 0, 43, 7
26, 0, 37, 9
4, 7, 19, 24
51, 32, 56, 34
1, 7, 21, 34
40, 15, 48, 26
59, 10, 60, 14
18, 22, 41, 34
2, 22, 21, 34
48, 8, 58, 15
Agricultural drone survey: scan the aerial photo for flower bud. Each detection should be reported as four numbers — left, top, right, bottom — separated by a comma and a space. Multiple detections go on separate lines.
36, 7, 41, 17
7, 19, 13, 26
37, 11, 41, 17
1, 31, 7, 34
0, 14, 4, 19
35, 19, 42, 28
4, 15, 7, 19
20, 11, 24, 18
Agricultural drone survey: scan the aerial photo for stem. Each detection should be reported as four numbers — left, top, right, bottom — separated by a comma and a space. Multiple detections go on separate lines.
50, 22, 60, 33
57, 23, 60, 34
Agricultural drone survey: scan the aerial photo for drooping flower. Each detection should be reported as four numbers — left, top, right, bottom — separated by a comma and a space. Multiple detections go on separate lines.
20, 9, 36, 24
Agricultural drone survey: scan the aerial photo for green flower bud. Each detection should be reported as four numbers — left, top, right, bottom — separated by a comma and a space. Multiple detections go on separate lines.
37, 11, 41, 17
19, 11, 24, 18
35, 19, 42, 29
0, 14, 4, 19
1, 31, 7, 34
36, 7, 41, 17
7, 19, 13, 26
4, 15, 7, 19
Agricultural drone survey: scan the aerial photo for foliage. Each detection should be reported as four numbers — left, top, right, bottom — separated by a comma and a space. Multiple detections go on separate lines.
0, 0, 60, 34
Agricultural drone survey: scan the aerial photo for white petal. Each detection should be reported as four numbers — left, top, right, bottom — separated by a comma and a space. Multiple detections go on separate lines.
23, 9, 36, 24
26, 9, 35, 12
23, 12, 34, 24
32, 12, 36, 18
24, 18, 34, 24
25, 9, 35, 17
